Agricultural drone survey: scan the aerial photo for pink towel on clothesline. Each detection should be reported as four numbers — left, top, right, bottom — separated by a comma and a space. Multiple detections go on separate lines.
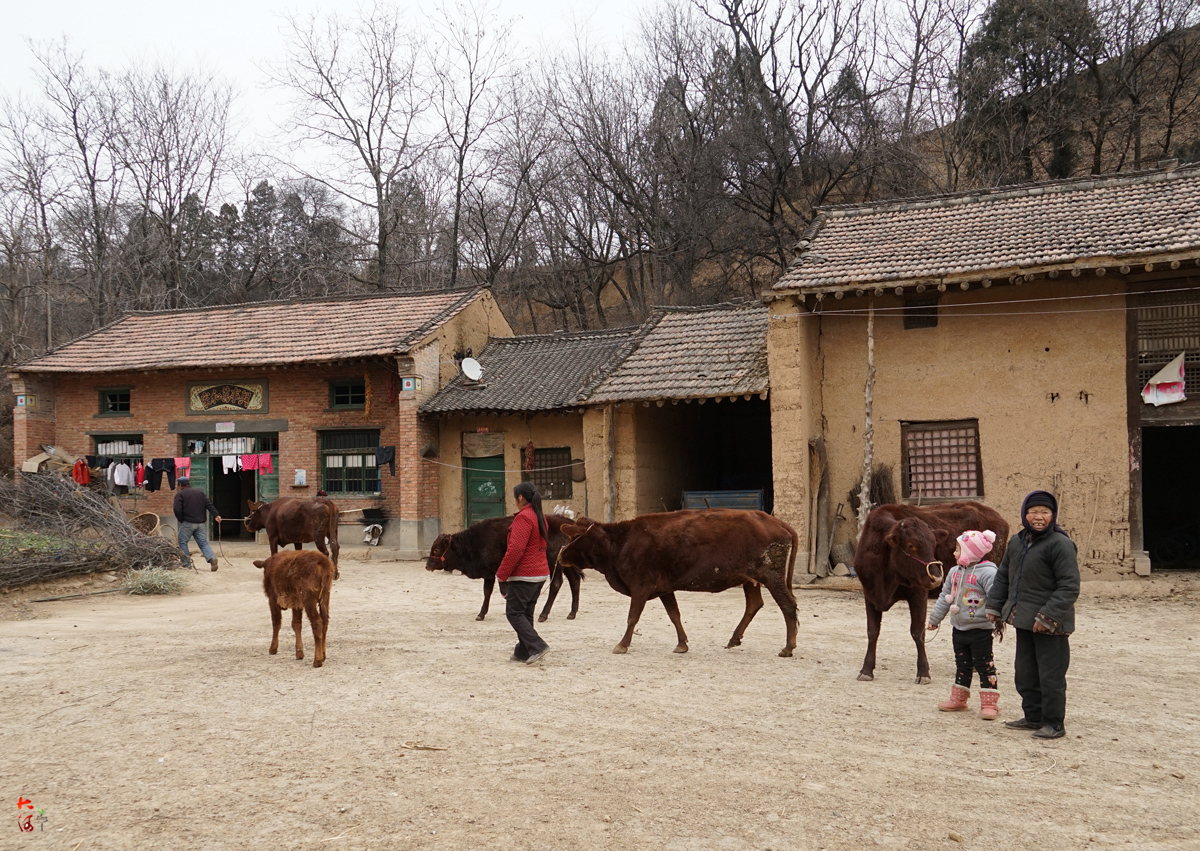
241, 454, 259, 471
258, 453, 273, 474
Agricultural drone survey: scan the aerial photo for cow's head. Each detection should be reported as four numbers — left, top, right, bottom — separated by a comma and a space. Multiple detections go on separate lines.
425, 534, 455, 572
557, 517, 601, 571
245, 501, 266, 532
885, 517, 949, 588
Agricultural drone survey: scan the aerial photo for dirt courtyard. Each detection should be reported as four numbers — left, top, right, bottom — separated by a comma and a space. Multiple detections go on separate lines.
2, 551, 1198, 850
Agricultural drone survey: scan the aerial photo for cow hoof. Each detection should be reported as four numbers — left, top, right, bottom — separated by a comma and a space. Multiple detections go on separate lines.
673, 645, 688, 654
857, 672, 874, 681
916, 675, 932, 685
296, 651, 304, 660
313, 660, 323, 668
778, 648, 794, 658
567, 613, 576, 621
333, 570, 340, 581
537, 614, 548, 623
612, 644, 629, 655
269, 648, 278, 655
475, 615, 486, 622
725, 639, 742, 649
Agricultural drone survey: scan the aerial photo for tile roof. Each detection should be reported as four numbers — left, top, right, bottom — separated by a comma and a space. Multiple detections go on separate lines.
420, 326, 642, 414
15, 288, 487, 373
773, 164, 1200, 293
587, 304, 769, 403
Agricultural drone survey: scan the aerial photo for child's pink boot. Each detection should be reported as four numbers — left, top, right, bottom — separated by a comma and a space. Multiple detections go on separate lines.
979, 688, 1000, 720
938, 684, 970, 712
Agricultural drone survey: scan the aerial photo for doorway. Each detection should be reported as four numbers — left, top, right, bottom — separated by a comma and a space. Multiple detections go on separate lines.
464, 456, 506, 526
211, 458, 257, 541
1142, 425, 1200, 569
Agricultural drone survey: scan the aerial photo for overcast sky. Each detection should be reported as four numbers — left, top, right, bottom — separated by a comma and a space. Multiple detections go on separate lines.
2, 0, 644, 153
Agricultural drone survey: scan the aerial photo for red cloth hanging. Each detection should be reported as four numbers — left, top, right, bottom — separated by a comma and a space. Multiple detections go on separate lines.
72, 458, 91, 485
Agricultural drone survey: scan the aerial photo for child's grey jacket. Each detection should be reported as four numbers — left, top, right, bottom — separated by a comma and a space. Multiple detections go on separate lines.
929, 562, 997, 631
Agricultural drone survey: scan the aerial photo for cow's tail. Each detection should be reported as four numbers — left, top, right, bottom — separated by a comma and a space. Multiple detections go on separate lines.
785, 523, 799, 590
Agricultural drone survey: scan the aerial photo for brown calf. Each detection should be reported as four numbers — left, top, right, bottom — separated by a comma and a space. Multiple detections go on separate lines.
253, 550, 334, 668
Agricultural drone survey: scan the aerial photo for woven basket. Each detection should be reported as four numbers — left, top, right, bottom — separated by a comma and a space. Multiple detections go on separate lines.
131, 512, 161, 536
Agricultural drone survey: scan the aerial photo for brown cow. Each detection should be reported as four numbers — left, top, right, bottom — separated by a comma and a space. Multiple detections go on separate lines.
253, 550, 334, 668
425, 514, 581, 621
246, 497, 341, 579
558, 509, 800, 657
854, 501, 1010, 684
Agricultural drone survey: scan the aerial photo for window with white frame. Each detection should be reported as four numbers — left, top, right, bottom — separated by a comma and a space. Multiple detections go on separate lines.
320, 430, 380, 494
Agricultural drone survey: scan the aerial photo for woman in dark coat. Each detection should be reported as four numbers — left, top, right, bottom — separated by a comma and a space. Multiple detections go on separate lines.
986, 490, 1080, 739
496, 481, 551, 665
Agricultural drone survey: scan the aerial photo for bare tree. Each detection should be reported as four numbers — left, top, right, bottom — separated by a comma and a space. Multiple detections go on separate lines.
431, 0, 514, 290
275, 4, 438, 289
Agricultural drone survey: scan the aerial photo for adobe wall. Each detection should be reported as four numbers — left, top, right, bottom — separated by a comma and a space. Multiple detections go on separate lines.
435, 412, 587, 532
812, 277, 1131, 576
8, 372, 58, 468
765, 297, 822, 569
629, 404, 697, 517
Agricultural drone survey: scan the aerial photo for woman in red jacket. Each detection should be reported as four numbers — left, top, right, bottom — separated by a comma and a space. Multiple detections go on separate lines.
497, 481, 551, 664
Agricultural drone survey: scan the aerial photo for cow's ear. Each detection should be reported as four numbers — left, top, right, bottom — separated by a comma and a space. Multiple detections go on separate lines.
934, 529, 951, 543
253, 559, 266, 569
884, 526, 900, 547
562, 524, 581, 538
248, 502, 261, 512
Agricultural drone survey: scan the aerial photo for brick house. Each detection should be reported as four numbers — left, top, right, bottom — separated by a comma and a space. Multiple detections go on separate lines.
765, 164, 1200, 577
423, 303, 772, 529
8, 288, 511, 557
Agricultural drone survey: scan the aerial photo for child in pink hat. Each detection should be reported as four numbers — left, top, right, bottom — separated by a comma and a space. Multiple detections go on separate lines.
927, 529, 1001, 719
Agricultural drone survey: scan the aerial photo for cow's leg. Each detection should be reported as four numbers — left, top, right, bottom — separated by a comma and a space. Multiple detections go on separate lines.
292, 608, 305, 660
269, 536, 279, 556
762, 578, 800, 658
660, 592, 689, 654
614, 594, 649, 654
907, 591, 932, 684
293, 542, 303, 551
478, 574, 494, 621
538, 567, 564, 622
327, 529, 340, 576
305, 598, 326, 668
268, 599, 282, 655
726, 582, 764, 650
858, 601, 884, 681
315, 537, 338, 581
565, 568, 581, 620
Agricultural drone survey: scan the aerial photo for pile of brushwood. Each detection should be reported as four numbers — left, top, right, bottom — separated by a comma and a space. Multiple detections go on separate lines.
0, 473, 181, 589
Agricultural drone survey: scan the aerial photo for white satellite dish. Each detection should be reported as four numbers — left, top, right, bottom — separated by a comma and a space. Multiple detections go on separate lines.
461, 357, 483, 381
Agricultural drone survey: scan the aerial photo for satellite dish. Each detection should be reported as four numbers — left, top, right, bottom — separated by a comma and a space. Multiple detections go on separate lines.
461, 357, 483, 381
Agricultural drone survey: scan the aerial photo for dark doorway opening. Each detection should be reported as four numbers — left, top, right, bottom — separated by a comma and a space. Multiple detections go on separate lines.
210, 458, 257, 540
1142, 425, 1200, 569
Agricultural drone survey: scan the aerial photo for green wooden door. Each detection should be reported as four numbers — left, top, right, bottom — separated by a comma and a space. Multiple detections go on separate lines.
257, 453, 279, 502
464, 456, 506, 526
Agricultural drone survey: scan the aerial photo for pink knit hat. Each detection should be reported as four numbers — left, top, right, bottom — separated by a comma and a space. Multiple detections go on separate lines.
956, 529, 997, 566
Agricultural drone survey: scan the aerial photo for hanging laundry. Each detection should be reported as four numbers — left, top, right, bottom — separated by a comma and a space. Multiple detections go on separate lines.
258, 453, 273, 474
241, 454, 260, 471
222, 455, 240, 474
174, 457, 191, 479
72, 459, 91, 485
134, 461, 145, 488
113, 461, 134, 488
145, 458, 176, 492
375, 446, 397, 476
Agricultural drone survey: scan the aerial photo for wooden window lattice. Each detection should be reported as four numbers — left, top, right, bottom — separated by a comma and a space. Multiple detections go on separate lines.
320, 430, 380, 494
521, 447, 573, 500
901, 421, 982, 499
1136, 291, 1200, 389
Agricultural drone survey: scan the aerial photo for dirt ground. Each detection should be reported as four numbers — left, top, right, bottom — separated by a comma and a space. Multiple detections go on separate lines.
2, 548, 1198, 851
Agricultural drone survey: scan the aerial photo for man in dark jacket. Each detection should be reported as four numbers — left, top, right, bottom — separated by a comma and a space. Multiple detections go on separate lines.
986, 490, 1079, 739
173, 476, 222, 571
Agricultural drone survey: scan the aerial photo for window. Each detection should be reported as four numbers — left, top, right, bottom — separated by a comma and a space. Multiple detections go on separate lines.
903, 293, 939, 330
901, 420, 982, 500
1136, 290, 1200, 390
321, 430, 380, 494
99, 389, 131, 415
93, 434, 144, 464
330, 379, 366, 409
521, 446, 572, 500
